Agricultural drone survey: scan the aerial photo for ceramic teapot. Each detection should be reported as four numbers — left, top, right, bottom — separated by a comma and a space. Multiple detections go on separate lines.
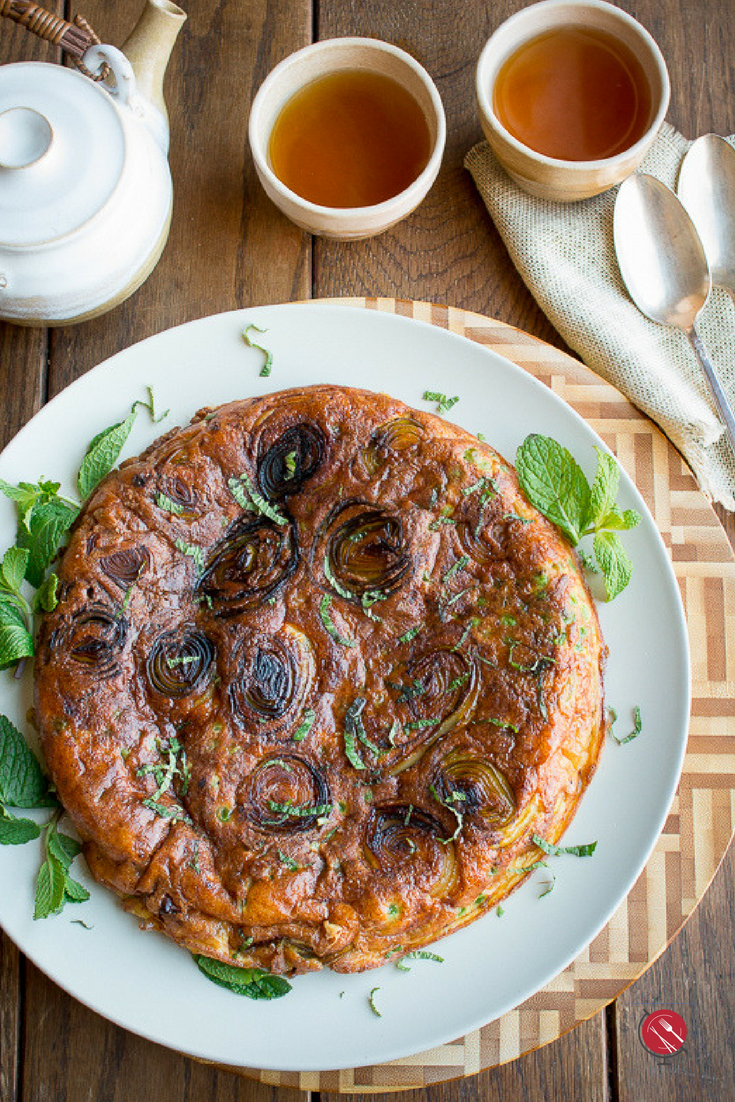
0, 0, 186, 325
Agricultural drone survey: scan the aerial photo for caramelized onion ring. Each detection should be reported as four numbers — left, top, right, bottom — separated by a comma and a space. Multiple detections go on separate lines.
157, 474, 198, 516
361, 416, 424, 475
200, 514, 298, 615
364, 806, 458, 897
257, 422, 326, 501
456, 488, 514, 566
242, 755, 331, 833
320, 501, 410, 600
146, 627, 215, 699
229, 627, 314, 735
100, 547, 150, 588
60, 606, 127, 679
433, 748, 516, 829
387, 649, 479, 773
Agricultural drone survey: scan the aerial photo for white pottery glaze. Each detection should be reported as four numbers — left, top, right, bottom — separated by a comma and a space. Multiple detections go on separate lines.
248, 38, 446, 239
0, 0, 185, 326
475, 0, 670, 202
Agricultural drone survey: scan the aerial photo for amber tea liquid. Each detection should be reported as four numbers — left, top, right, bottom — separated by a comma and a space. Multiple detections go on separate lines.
493, 26, 653, 161
268, 69, 432, 208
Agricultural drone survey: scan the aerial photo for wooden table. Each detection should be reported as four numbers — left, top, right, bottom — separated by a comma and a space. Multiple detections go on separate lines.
1, 0, 734, 1098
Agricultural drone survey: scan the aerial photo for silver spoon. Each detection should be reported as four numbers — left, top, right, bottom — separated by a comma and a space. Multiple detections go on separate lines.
678, 134, 735, 306
613, 173, 735, 452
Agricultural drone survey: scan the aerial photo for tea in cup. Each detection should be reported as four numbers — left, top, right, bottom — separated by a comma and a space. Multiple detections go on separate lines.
249, 38, 446, 238
476, 0, 670, 201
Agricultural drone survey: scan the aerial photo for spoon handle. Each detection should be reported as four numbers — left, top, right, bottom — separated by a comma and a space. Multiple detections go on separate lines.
688, 325, 735, 453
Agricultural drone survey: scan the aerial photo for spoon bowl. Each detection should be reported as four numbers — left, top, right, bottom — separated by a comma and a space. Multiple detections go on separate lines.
614, 174, 709, 329
614, 173, 735, 452
678, 134, 735, 298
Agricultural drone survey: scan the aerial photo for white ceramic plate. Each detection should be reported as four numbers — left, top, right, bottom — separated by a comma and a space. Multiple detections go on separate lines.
0, 304, 690, 1072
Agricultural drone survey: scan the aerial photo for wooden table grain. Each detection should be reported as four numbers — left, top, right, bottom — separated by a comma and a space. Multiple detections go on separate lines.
1, 1, 734, 1099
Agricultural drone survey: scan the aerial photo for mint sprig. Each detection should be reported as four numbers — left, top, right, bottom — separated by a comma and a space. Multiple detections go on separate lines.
515, 436, 640, 599
194, 954, 291, 999
16, 499, 78, 590
0, 711, 91, 914
34, 813, 90, 920
0, 478, 64, 533
0, 389, 166, 673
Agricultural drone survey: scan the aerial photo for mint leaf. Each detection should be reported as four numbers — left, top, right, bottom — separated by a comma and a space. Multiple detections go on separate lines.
32, 572, 58, 613
0, 807, 41, 845
0, 621, 34, 672
600, 506, 641, 531
155, 492, 184, 515
78, 409, 137, 500
35, 817, 89, 917
518, 435, 638, 599
344, 724, 366, 770
515, 435, 590, 545
611, 705, 643, 745
0, 597, 27, 629
34, 852, 67, 919
229, 472, 288, 526
47, 829, 82, 869
194, 955, 291, 999
593, 530, 633, 600
63, 875, 90, 903
369, 987, 382, 1017
292, 708, 315, 743
0, 547, 29, 593
423, 391, 459, 415
131, 385, 169, 424
16, 498, 78, 588
585, 449, 619, 532
0, 479, 62, 533
242, 324, 274, 378
533, 834, 597, 857
395, 950, 444, 972
0, 714, 56, 807
319, 594, 356, 648
174, 539, 205, 576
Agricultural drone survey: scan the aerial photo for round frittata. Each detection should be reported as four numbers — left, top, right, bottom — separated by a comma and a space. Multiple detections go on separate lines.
34, 385, 606, 974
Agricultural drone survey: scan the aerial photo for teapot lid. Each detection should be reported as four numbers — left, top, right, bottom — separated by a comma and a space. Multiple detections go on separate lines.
0, 61, 125, 247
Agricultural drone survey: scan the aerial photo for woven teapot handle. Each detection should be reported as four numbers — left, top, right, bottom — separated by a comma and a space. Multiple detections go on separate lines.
0, 1, 106, 77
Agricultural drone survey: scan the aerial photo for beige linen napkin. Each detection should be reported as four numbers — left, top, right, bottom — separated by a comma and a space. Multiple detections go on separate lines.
465, 123, 735, 510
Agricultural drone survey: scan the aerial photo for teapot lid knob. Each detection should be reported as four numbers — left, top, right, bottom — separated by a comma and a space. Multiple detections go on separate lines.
0, 106, 52, 169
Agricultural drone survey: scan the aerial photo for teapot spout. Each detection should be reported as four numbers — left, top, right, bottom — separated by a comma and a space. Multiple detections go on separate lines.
122, 0, 186, 143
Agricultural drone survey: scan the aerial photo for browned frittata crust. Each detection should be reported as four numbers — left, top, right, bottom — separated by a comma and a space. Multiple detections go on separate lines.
34, 385, 606, 974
